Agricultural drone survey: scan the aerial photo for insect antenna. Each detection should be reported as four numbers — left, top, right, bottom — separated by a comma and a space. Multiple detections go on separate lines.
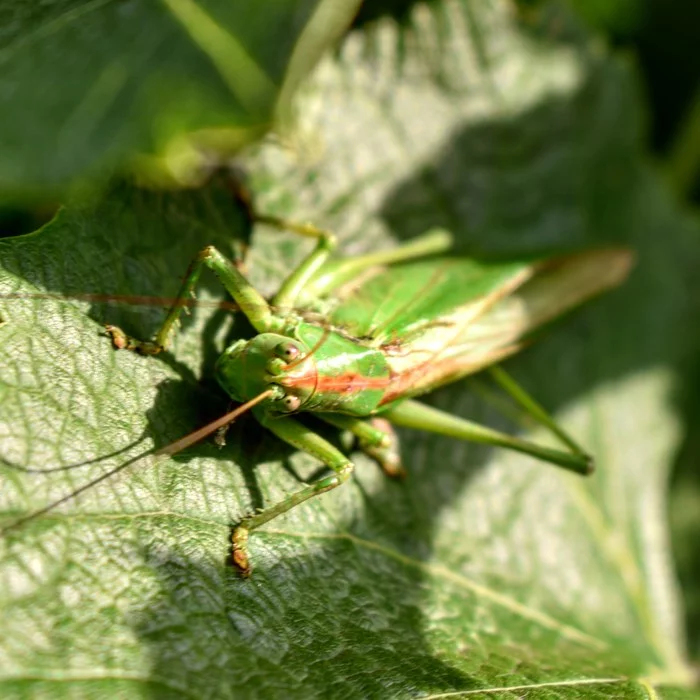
0, 388, 275, 536
1, 441, 141, 474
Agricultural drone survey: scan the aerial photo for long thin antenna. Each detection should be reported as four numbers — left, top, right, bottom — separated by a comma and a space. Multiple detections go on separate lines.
155, 389, 273, 456
0, 389, 274, 535
2, 442, 140, 474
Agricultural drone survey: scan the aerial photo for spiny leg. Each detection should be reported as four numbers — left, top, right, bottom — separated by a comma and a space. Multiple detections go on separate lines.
258, 214, 452, 303
232, 414, 354, 576
106, 246, 282, 354
487, 366, 589, 458
382, 399, 593, 475
107, 215, 341, 353
256, 214, 337, 309
318, 413, 405, 478
306, 228, 453, 298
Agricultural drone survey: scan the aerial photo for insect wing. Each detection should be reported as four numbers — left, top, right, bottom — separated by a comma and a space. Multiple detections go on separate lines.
321, 250, 633, 402
465, 249, 635, 349
322, 257, 532, 344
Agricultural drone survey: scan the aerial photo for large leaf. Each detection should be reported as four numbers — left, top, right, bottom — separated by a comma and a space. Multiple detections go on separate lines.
0, 0, 361, 198
1, 1, 699, 697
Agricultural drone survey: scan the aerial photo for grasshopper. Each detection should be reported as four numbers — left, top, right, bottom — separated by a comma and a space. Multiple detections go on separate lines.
1, 214, 632, 575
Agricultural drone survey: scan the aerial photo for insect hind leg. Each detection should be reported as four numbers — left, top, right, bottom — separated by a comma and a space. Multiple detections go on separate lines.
487, 366, 590, 459
382, 399, 593, 476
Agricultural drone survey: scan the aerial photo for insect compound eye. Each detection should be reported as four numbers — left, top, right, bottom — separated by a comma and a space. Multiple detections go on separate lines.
275, 342, 300, 363
280, 394, 301, 412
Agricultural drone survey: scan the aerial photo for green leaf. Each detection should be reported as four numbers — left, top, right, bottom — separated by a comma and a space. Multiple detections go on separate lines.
0, 0, 361, 198
557, 0, 645, 35
1, 0, 699, 697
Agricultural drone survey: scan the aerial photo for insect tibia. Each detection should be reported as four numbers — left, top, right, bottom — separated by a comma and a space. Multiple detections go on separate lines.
255, 213, 337, 248
487, 366, 591, 460
384, 399, 593, 477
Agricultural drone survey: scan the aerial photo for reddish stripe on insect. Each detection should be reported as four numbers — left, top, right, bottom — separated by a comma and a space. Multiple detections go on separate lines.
380, 362, 454, 404
282, 371, 391, 395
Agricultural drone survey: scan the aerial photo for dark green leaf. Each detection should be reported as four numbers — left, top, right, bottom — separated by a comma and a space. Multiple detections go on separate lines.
0, 0, 361, 198
1, 1, 699, 697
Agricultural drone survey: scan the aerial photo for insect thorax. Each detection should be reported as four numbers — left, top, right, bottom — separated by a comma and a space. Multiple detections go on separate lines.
215, 323, 391, 418
295, 323, 391, 415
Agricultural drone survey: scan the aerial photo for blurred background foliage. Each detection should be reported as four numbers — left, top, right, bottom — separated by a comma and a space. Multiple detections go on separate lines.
5, 0, 697, 231
356, 0, 700, 203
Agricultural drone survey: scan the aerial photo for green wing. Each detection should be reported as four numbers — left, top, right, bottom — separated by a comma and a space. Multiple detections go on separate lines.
305, 250, 632, 401
318, 257, 532, 344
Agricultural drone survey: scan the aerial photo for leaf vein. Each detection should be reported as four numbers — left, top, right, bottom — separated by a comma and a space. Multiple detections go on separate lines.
262, 528, 609, 650
424, 676, 626, 698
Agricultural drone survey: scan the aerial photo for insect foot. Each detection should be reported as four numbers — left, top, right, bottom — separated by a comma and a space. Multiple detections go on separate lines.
231, 526, 251, 577
105, 325, 163, 355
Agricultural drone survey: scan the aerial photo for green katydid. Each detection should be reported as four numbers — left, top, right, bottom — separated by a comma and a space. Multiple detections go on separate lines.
1, 215, 633, 575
